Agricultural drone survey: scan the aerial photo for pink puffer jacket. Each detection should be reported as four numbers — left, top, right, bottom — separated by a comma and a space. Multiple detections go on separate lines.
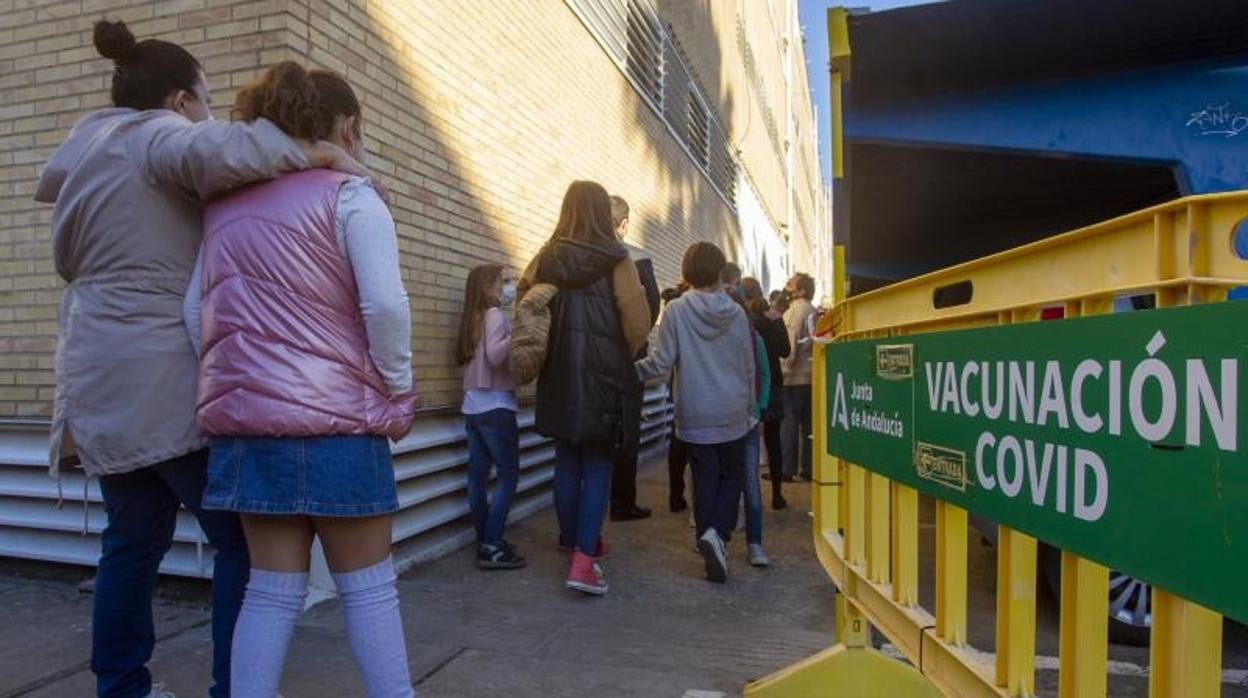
196, 169, 416, 441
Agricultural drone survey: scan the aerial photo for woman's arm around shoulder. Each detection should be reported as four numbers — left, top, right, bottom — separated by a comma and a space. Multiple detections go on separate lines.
138, 114, 367, 200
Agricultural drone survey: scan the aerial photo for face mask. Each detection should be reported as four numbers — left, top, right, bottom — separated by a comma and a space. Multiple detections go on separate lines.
499, 281, 517, 307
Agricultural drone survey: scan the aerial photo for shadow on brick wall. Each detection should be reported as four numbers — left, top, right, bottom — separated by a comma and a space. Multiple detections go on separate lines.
285, 1, 507, 409
631, 0, 742, 290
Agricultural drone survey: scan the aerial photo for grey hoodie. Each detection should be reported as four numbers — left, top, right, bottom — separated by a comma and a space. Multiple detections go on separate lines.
636, 289, 755, 444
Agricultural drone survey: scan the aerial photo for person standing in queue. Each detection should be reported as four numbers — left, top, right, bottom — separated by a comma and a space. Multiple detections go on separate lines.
520, 181, 650, 595
186, 62, 417, 697
637, 242, 754, 583
728, 291, 773, 567
35, 20, 365, 698
456, 264, 526, 569
742, 277, 790, 509
608, 195, 660, 522
659, 281, 691, 513
781, 273, 817, 482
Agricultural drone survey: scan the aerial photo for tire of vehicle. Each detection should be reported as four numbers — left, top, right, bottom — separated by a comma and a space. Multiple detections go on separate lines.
1039, 545, 1151, 647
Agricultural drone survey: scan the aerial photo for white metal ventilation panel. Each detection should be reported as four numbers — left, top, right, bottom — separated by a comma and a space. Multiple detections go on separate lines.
0, 387, 673, 578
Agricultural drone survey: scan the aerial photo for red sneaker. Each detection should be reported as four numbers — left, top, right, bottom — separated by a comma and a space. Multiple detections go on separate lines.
564, 550, 608, 595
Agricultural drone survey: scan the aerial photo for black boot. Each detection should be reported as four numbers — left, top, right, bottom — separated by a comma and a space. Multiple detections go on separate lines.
610, 504, 652, 521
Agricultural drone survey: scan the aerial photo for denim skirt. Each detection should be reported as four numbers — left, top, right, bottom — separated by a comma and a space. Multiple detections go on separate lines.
203, 435, 399, 517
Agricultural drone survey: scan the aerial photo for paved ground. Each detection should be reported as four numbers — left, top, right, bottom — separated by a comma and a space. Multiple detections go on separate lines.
2, 459, 836, 698
4, 457, 1248, 697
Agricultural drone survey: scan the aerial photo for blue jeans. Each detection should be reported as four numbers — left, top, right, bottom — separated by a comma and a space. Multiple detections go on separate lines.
465, 408, 520, 546
742, 427, 763, 544
553, 440, 613, 553
93, 450, 248, 698
687, 436, 746, 541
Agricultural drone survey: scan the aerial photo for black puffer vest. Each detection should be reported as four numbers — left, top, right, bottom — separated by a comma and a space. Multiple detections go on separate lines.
533, 238, 641, 448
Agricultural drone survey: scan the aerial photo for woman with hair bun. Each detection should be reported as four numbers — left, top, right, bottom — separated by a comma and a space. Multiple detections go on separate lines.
35, 19, 367, 698
184, 61, 416, 697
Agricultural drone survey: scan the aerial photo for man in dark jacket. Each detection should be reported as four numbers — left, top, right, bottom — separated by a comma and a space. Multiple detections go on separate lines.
743, 277, 790, 509
609, 195, 661, 521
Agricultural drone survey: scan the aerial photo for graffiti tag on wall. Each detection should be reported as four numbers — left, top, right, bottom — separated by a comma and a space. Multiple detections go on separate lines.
1186, 103, 1248, 138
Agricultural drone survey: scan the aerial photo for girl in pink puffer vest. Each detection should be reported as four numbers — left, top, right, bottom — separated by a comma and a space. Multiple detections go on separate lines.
186, 63, 416, 698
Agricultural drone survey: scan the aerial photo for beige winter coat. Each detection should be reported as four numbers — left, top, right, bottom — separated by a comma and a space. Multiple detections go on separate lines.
35, 109, 309, 477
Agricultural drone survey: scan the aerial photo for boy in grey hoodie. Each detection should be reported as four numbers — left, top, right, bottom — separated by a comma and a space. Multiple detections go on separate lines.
637, 242, 754, 583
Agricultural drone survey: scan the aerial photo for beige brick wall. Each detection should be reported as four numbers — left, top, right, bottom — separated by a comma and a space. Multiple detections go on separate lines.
0, 0, 825, 415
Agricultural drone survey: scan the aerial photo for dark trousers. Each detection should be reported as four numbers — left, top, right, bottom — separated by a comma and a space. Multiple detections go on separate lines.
687, 436, 746, 541
667, 421, 688, 503
610, 420, 642, 513
782, 385, 813, 479
93, 450, 248, 698
763, 417, 784, 498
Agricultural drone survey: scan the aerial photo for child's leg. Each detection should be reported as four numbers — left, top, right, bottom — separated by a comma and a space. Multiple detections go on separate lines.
479, 409, 520, 546
553, 441, 583, 548
230, 515, 315, 698
317, 515, 413, 698
764, 419, 785, 501
686, 443, 720, 538
668, 424, 688, 507
574, 443, 613, 553
464, 415, 491, 544
743, 428, 764, 544
712, 436, 747, 540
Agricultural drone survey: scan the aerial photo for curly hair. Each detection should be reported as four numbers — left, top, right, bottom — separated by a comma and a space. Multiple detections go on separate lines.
232, 61, 360, 139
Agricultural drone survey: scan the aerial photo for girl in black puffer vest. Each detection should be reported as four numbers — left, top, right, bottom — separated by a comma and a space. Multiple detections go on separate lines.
518, 181, 650, 595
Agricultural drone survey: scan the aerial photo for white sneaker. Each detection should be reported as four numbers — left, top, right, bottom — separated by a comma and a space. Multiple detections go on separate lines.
147, 684, 176, 698
748, 543, 771, 567
697, 529, 728, 583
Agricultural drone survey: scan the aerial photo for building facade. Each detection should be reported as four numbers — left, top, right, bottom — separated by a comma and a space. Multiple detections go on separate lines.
0, 0, 827, 573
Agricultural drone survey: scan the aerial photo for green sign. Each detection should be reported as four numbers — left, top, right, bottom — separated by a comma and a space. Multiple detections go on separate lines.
825, 302, 1248, 623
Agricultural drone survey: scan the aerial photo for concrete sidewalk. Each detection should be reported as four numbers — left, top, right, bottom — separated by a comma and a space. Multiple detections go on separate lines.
2, 458, 836, 697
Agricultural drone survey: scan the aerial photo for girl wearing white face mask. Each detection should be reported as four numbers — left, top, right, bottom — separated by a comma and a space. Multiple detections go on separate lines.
455, 265, 527, 569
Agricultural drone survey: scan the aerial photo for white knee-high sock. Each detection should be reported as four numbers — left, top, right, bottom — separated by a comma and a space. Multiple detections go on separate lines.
333, 557, 414, 698
230, 569, 309, 698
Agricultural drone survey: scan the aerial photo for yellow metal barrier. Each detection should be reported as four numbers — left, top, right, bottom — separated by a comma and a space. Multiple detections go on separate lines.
745, 191, 1248, 697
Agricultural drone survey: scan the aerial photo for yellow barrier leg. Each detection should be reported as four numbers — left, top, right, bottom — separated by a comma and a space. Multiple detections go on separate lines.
866, 473, 891, 584
744, 595, 943, 698
1149, 589, 1223, 698
846, 464, 867, 566
935, 502, 967, 646
994, 527, 1037, 697
1058, 553, 1108, 698
812, 347, 841, 536
891, 484, 918, 607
